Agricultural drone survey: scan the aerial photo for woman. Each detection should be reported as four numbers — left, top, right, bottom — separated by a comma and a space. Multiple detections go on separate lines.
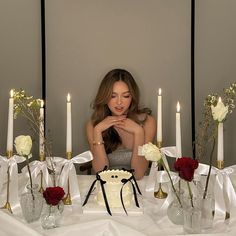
86, 69, 156, 179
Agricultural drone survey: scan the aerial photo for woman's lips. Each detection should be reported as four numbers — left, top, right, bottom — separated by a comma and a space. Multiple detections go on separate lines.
115, 107, 124, 112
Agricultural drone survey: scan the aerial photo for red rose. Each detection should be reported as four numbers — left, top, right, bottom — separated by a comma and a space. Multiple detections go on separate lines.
43, 186, 65, 205
174, 157, 199, 182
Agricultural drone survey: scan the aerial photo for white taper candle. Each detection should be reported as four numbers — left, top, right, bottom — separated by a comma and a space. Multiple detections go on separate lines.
7, 89, 14, 153
39, 100, 45, 157
66, 93, 72, 153
157, 88, 162, 143
176, 101, 182, 158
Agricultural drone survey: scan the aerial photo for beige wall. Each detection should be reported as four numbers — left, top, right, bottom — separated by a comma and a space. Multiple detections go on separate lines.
0, 0, 235, 168
0, 0, 41, 159
45, 0, 192, 158
195, 0, 236, 166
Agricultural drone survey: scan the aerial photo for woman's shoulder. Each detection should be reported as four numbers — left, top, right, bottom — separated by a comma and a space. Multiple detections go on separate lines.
137, 113, 155, 126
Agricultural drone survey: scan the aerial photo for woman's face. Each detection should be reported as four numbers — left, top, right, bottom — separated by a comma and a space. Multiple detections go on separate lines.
107, 81, 132, 116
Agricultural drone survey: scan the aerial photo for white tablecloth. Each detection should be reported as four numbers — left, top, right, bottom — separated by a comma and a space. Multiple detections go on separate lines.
0, 174, 236, 236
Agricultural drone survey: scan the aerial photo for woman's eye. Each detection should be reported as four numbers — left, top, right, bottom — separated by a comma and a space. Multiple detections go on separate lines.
123, 95, 131, 98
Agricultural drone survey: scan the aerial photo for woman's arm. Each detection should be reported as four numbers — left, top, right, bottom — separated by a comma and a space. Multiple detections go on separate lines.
114, 115, 156, 180
86, 116, 126, 172
86, 121, 109, 172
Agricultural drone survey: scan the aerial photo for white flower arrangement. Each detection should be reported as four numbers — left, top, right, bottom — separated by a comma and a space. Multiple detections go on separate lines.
211, 99, 229, 122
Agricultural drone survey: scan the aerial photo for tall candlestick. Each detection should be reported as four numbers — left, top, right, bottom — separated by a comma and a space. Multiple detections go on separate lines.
66, 93, 72, 155
6, 89, 14, 156
176, 101, 182, 158
39, 100, 45, 159
157, 88, 162, 145
217, 122, 224, 162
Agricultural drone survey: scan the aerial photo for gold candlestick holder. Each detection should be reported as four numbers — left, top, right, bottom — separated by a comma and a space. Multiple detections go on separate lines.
154, 142, 168, 199
0, 150, 13, 213
39, 154, 45, 193
217, 160, 224, 170
63, 152, 72, 205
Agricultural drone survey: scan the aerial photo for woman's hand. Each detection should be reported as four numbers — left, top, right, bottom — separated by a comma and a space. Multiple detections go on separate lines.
114, 118, 143, 135
94, 115, 127, 133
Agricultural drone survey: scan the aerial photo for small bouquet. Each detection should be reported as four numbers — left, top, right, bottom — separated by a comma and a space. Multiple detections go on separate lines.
139, 142, 182, 207
43, 186, 65, 206
174, 157, 199, 207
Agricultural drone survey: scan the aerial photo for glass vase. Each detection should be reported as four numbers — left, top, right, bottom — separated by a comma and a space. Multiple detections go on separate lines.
183, 197, 202, 234
201, 194, 215, 229
41, 201, 64, 229
20, 184, 43, 223
167, 190, 184, 225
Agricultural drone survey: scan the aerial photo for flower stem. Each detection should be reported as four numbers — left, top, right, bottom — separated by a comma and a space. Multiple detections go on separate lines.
26, 156, 35, 201
203, 137, 216, 199
187, 181, 194, 207
160, 159, 182, 207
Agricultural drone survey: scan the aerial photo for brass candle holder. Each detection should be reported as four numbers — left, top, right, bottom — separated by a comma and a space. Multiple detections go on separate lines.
39, 154, 45, 194
0, 150, 13, 213
154, 142, 168, 199
217, 160, 224, 170
217, 160, 230, 220
63, 151, 72, 205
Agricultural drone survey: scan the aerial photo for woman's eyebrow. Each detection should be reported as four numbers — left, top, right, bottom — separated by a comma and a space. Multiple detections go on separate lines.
112, 91, 130, 94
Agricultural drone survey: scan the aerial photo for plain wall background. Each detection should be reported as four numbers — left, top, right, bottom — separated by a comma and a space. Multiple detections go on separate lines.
0, 0, 235, 168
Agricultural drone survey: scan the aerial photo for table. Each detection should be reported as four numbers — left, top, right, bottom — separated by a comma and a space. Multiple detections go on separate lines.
0, 174, 236, 236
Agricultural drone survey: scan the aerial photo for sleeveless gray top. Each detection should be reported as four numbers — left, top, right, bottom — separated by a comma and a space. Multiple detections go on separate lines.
107, 148, 132, 170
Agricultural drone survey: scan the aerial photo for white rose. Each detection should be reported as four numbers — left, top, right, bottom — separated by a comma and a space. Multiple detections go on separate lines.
211, 100, 228, 122
14, 135, 32, 156
138, 142, 161, 162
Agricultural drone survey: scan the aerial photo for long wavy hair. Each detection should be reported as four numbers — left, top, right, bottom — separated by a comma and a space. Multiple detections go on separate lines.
91, 69, 151, 153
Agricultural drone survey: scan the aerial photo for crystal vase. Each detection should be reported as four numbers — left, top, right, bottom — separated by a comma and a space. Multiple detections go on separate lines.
183, 197, 202, 234
167, 190, 184, 225
41, 201, 64, 229
20, 184, 43, 223
201, 194, 215, 229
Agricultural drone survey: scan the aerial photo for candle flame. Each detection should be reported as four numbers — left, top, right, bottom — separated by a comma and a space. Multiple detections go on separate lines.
218, 97, 222, 103
177, 101, 180, 112
41, 100, 44, 108
67, 93, 71, 102
158, 88, 162, 96
10, 89, 14, 98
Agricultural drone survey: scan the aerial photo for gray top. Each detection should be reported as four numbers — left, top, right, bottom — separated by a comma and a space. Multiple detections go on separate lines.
107, 148, 132, 170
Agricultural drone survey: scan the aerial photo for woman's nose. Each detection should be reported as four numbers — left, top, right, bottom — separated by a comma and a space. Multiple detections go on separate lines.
117, 96, 122, 105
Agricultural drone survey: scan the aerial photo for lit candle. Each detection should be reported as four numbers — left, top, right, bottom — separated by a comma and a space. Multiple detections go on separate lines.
176, 101, 182, 158
39, 100, 45, 158
7, 89, 14, 154
157, 88, 162, 144
66, 93, 72, 154
217, 97, 224, 162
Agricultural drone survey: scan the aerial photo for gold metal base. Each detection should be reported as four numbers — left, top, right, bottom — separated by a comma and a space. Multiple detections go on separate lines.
154, 183, 168, 199
63, 193, 72, 205
66, 152, 72, 160
6, 150, 13, 158
156, 141, 162, 149
217, 160, 224, 169
39, 171, 44, 193
0, 202, 13, 214
39, 154, 45, 162
39, 186, 44, 194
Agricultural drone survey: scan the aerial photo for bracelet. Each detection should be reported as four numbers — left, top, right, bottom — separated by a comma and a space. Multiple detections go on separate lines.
92, 141, 104, 145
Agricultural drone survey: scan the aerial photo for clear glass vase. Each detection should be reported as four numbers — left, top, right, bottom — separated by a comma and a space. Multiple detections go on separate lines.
167, 190, 184, 225
20, 184, 43, 223
201, 194, 215, 230
41, 201, 64, 229
183, 197, 202, 234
